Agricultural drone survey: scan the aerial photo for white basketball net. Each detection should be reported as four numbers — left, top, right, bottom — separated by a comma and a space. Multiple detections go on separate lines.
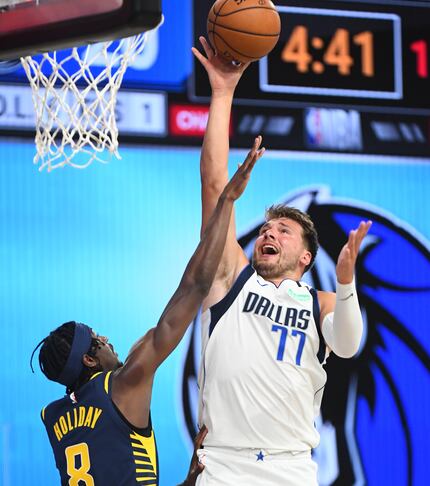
20, 35, 147, 171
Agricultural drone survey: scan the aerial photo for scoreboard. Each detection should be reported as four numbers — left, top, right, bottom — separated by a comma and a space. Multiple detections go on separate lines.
260, 8, 402, 101
0, 0, 429, 156
189, 0, 430, 157
193, 0, 430, 113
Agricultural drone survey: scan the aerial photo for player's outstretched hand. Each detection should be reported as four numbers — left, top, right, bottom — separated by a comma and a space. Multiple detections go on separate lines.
191, 36, 249, 94
336, 221, 372, 284
222, 136, 265, 202
178, 425, 208, 486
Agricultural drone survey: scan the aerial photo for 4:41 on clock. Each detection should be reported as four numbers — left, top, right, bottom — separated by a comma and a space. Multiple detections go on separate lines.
282, 25, 374, 77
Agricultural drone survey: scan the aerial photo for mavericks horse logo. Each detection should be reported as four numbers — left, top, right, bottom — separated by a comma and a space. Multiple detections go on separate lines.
180, 186, 430, 485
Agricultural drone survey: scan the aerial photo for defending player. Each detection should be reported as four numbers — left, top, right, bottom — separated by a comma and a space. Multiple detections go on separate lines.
192, 37, 371, 485
31, 142, 264, 486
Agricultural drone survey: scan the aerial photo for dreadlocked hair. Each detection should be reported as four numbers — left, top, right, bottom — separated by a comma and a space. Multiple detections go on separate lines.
265, 204, 319, 273
37, 321, 100, 394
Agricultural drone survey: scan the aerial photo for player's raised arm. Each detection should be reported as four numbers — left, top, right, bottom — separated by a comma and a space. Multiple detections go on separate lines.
192, 36, 249, 228
192, 37, 252, 307
319, 220, 372, 358
116, 143, 263, 382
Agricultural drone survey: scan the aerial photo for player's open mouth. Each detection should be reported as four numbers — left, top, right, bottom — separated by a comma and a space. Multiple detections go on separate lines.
262, 244, 278, 255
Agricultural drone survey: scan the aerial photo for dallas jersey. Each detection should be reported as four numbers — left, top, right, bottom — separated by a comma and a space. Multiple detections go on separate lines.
42, 371, 158, 485
199, 264, 328, 451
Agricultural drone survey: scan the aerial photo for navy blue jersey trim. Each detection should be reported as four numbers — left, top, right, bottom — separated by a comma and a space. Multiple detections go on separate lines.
209, 264, 255, 337
310, 288, 326, 363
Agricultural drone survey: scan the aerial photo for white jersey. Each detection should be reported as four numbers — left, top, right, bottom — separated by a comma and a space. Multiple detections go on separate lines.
199, 264, 328, 451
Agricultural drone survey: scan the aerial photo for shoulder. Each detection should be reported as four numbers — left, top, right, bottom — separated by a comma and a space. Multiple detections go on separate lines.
112, 331, 156, 390
41, 394, 68, 422
204, 262, 254, 311
317, 290, 336, 320
43, 394, 68, 410
317, 290, 336, 304
88, 370, 112, 393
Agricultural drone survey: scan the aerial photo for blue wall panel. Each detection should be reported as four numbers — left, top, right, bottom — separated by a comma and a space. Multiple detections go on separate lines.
0, 140, 428, 485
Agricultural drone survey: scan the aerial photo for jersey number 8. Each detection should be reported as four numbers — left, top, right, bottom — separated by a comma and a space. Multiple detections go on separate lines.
65, 443, 95, 486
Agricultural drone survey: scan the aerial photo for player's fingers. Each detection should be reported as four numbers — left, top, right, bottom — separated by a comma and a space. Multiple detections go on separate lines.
200, 36, 215, 59
251, 136, 260, 149
244, 149, 256, 165
245, 149, 264, 170
191, 47, 209, 67
244, 144, 264, 171
342, 247, 352, 262
354, 223, 366, 247
358, 220, 372, 238
245, 151, 260, 171
354, 220, 372, 249
194, 424, 208, 446
189, 463, 205, 481
356, 221, 367, 236
256, 147, 265, 160
347, 230, 356, 256
251, 136, 262, 156
243, 137, 260, 164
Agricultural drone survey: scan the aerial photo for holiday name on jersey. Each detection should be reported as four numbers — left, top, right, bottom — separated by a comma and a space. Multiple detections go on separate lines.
52, 406, 103, 441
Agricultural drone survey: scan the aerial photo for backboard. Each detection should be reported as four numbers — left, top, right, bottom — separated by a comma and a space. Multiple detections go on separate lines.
0, 0, 162, 59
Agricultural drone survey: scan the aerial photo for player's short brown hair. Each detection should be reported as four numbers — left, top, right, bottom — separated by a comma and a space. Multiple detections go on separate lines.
265, 204, 319, 272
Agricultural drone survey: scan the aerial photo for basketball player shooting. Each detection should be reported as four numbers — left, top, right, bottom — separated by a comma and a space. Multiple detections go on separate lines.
30, 143, 264, 486
192, 37, 372, 485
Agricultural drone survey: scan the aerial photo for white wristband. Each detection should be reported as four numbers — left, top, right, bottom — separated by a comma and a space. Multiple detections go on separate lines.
336, 278, 356, 301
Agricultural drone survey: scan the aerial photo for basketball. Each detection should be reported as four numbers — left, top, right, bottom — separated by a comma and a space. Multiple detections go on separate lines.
207, 0, 281, 64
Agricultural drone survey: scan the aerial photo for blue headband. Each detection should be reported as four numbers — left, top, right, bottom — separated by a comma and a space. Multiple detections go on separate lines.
57, 323, 92, 387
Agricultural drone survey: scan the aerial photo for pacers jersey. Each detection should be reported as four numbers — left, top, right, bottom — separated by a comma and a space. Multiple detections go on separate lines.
199, 264, 328, 451
42, 371, 158, 486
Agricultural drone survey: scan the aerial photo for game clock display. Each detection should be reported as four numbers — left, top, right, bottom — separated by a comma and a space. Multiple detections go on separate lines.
261, 7, 401, 99
192, 0, 430, 113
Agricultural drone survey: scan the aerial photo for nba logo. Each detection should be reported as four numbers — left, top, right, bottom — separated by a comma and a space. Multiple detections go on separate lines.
305, 108, 363, 151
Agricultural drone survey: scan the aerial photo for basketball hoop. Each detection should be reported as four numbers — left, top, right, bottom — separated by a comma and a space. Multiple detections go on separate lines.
20, 34, 148, 171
